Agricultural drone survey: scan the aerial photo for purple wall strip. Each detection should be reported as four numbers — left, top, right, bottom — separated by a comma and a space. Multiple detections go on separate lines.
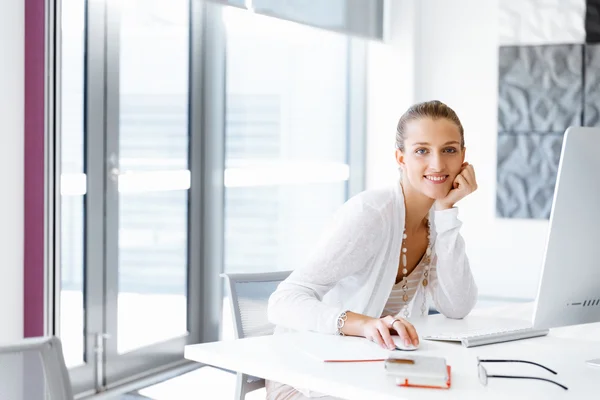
24, 0, 45, 338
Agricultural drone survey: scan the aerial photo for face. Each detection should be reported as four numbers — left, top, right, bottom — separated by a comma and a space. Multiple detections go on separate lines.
395, 117, 465, 200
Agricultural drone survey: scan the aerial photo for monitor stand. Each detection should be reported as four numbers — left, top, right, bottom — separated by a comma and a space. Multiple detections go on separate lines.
587, 359, 600, 367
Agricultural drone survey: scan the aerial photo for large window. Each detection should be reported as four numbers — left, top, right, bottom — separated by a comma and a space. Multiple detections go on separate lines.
221, 7, 365, 337
116, 0, 190, 355
53, 0, 366, 394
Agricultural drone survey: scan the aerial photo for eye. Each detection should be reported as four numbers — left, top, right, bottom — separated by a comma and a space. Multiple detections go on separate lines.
443, 147, 458, 154
415, 148, 428, 155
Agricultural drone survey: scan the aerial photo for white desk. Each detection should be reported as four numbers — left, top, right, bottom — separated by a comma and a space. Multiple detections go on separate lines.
185, 305, 600, 399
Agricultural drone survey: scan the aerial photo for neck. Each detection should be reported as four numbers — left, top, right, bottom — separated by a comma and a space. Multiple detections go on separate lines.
400, 178, 435, 234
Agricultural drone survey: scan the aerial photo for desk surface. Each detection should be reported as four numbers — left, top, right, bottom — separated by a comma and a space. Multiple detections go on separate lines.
185, 305, 600, 399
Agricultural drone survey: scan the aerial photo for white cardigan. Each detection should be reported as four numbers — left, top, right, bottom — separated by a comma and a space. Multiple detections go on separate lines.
268, 180, 478, 335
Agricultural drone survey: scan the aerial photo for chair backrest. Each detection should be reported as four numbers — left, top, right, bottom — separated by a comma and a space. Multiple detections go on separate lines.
222, 271, 292, 340
0, 336, 74, 400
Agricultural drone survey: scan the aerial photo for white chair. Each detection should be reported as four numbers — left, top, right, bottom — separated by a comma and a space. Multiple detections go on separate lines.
0, 336, 74, 400
221, 270, 292, 400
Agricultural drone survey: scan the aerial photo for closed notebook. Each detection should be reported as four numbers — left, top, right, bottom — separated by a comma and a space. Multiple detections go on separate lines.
385, 355, 451, 389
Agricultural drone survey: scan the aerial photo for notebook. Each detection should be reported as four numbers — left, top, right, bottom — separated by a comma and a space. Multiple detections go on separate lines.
396, 366, 452, 389
385, 355, 451, 389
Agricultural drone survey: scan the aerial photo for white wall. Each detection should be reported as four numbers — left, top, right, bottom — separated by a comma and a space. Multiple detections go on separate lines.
0, 0, 24, 341
367, 0, 548, 300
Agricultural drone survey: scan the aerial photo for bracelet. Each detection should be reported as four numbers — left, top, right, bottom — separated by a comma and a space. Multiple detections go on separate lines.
336, 311, 348, 336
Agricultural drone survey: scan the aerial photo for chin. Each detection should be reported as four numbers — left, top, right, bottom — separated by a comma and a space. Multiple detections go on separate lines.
423, 190, 447, 201
420, 182, 452, 200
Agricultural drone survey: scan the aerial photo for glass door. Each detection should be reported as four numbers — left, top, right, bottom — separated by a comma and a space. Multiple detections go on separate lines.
57, 0, 203, 394
102, 0, 193, 386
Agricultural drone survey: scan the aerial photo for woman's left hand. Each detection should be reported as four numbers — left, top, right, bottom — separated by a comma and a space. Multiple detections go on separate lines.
435, 162, 477, 210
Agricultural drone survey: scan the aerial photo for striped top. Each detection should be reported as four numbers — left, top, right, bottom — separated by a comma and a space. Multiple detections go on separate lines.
381, 258, 437, 317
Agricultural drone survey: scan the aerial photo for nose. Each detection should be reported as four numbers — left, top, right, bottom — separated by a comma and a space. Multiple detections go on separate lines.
430, 153, 445, 171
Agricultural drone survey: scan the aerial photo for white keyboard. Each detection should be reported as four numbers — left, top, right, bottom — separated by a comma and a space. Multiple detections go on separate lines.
423, 326, 550, 347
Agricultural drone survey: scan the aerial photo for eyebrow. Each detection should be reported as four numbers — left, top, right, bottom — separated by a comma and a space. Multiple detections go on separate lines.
412, 141, 460, 146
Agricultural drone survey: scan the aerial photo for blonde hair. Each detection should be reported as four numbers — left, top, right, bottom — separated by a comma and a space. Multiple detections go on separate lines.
395, 100, 465, 151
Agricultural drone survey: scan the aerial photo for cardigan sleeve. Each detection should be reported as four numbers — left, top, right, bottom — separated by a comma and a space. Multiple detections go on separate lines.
428, 207, 478, 319
267, 197, 385, 334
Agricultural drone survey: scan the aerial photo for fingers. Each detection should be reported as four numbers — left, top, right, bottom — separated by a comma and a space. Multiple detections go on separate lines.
461, 165, 477, 190
368, 317, 418, 350
369, 329, 385, 349
400, 320, 420, 346
454, 174, 468, 190
467, 164, 476, 183
377, 320, 396, 350
369, 324, 395, 350
391, 320, 413, 347
458, 162, 471, 173
368, 318, 396, 349
386, 316, 419, 346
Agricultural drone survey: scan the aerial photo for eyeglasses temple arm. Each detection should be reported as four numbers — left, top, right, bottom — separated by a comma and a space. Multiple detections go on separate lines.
478, 359, 557, 374
487, 374, 568, 390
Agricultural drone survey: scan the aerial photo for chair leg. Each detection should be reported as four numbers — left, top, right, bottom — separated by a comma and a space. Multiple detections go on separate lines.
234, 372, 246, 400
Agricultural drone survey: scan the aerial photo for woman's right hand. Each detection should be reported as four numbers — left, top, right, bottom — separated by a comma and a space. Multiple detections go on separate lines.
342, 311, 419, 350
358, 314, 419, 350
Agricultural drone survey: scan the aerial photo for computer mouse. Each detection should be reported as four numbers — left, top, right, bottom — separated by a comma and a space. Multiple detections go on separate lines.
394, 340, 419, 351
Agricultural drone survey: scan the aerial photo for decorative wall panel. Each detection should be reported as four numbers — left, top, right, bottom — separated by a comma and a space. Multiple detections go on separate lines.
498, 45, 583, 133
584, 44, 600, 125
497, 0, 600, 219
496, 133, 564, 219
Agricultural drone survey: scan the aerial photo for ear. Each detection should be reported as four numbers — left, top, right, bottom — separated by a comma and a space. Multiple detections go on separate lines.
461, 146, 467, 163
395, 149, 405, 169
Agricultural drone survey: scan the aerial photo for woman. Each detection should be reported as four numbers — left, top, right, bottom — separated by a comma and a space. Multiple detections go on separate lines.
266, 100, 478, 399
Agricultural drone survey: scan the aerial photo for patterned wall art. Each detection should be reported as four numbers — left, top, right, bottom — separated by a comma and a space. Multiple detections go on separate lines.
496, 0, 600, 219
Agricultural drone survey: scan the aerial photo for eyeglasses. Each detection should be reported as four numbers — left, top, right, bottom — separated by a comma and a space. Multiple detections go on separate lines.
477, 357, 568, 390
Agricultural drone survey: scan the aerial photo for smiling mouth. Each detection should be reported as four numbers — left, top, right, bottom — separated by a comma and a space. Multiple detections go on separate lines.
424, 175, 449, 184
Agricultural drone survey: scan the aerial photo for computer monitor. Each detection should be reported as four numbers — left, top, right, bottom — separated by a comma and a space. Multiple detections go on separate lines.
531, 127, 600, 365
